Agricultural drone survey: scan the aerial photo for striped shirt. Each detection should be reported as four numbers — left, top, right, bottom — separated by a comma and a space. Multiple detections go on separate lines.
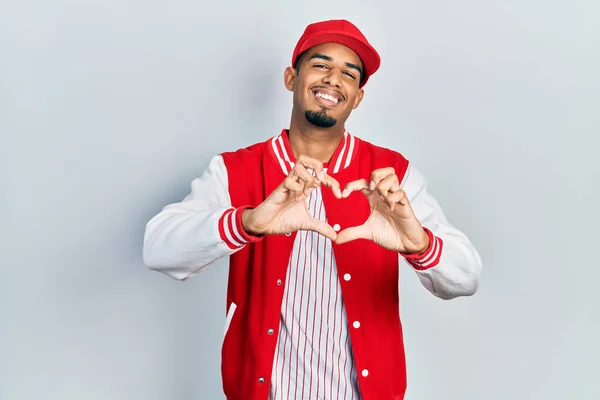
269, 182, 361, 400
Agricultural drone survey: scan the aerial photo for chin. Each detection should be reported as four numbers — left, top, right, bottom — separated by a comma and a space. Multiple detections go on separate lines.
305, 109, 338, 128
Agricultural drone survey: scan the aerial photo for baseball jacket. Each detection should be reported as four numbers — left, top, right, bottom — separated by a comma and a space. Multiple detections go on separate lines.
143, 129, 482, 400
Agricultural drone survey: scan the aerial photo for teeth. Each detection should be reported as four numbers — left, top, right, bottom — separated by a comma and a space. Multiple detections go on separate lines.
316, 92, 339, 103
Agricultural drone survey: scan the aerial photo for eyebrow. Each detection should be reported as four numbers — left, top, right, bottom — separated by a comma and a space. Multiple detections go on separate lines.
309, 53, 363, 75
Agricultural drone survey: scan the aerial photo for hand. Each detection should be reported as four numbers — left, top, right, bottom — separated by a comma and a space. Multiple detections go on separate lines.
242, 155, 343, 241
335, 167, 429, 253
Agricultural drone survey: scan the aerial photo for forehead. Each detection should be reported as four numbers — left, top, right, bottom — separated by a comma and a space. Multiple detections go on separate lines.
302, 42, 363, 68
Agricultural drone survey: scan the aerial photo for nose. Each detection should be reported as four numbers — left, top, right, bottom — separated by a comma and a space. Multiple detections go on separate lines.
322, 68, 342, 88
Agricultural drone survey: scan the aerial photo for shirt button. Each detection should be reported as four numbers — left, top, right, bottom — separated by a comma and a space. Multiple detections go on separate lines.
353, 321, 361, 329
361, 369, 369, 377
277, 279, 282, 286
258, 377, 265, 383
343, 273, 351, 281
333, 223, 341, 232
268, 328, 274, 335
285, 232, 291, 236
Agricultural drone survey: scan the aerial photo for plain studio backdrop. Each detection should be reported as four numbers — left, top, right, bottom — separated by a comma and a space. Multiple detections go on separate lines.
1, 0, 598, 399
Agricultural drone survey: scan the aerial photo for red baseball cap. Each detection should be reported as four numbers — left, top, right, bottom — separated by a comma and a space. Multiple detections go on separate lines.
291, 19, 381, 87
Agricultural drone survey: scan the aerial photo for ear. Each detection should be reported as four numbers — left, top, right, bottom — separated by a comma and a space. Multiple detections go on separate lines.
352, 88, 365, 109
284, 66, 297, 92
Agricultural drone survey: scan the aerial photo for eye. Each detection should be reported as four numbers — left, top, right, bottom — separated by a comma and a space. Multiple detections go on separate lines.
313, 64, 328, 69
343, 71, 356, 79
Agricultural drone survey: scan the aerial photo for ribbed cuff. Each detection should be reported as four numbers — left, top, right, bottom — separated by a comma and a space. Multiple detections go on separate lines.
400, 227, 443, 270
218, 206, 262, 250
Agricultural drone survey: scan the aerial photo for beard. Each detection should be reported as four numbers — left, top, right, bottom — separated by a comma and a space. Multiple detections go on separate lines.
305, 109, 337, 128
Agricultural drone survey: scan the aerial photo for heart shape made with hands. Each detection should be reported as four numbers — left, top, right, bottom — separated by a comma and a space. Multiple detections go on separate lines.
249, 155, 429, 255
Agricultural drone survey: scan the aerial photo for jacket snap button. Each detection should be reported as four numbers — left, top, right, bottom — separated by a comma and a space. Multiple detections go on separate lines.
258, 377, 265, 383
361, 369, 369, 377
268, 328, 274, 335
353, 321, 360, 329
333, 223, 341, 232
277, 279, 282, 286
343, 273, 351, 281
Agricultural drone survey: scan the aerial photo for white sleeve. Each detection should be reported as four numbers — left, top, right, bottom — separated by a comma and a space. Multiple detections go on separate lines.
399, 163, 483, 300
142, 155, 259, 281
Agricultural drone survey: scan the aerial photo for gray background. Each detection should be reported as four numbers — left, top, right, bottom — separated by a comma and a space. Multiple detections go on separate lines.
1, 0, 598, 399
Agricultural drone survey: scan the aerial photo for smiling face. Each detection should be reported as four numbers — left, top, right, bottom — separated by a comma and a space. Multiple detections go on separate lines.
285, 42, 365, 130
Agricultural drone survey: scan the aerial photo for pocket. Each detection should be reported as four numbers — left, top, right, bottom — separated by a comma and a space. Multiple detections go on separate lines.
223, 302, 237, 339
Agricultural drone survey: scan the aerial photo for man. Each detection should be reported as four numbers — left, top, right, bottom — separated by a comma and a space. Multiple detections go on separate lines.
143, 19, 482, 400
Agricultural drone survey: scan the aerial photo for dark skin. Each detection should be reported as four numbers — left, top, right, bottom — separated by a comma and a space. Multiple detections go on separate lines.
284, 42, 365, 163
242, 42, 429, 254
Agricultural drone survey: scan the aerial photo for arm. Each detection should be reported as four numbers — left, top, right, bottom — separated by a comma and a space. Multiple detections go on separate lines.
399, 163, 482, 300
142, 155, 259, 281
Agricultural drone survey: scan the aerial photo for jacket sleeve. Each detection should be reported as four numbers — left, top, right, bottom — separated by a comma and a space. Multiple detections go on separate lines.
143, 155, 260, 281
398, 162, 482, 300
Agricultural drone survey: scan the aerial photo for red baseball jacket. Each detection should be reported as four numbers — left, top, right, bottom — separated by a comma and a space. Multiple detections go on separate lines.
143, 129, 482, 400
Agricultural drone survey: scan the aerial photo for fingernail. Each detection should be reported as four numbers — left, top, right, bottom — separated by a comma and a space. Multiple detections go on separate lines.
319, 171, 325, 180
370, 180, 375, 190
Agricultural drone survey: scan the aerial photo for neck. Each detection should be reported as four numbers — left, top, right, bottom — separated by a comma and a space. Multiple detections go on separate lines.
287, 114, 345, 164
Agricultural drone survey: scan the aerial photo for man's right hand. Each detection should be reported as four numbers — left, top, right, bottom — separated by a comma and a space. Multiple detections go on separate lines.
241, 155, 342, 241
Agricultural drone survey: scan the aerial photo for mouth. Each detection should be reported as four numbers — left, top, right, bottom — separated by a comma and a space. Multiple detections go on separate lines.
311, 88, 344, 108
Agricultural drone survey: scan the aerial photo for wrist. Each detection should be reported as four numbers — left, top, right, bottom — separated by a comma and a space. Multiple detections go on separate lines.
241, 208, 261, 236
412, 230, 430, 254
400, 227, 443, 270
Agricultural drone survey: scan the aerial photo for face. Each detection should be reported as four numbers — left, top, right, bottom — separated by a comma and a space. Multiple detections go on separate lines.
285, 42, 365, 129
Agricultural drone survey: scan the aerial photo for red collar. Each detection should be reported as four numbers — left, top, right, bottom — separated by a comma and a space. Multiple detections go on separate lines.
267, 129, 360, 175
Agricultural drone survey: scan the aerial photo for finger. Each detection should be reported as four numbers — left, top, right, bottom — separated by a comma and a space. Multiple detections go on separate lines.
283, 176, 303, 192
335, 224, 371, 245
294, 165, 317, 185
296, 155, 325, 181
320, 173, 343, 198
370, 167, 396, 190
341, 179, 370, 198
304, 219, 337, 241
385, 189, 408, 211
375, 174, 399, 197
283, 175, 311, 203
293, 165, 318, 195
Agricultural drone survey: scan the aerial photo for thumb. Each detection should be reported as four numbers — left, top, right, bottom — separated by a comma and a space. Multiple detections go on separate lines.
304, 219, 338, 241
335, 224, 371, 245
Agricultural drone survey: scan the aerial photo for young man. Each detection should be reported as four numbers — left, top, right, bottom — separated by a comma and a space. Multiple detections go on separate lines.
143, 19, 482, 400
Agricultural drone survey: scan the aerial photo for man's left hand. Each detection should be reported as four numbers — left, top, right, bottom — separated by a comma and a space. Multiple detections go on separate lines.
335, 167, 429, 254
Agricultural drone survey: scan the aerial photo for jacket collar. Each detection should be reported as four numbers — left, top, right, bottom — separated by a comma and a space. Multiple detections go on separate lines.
267, 129, 359, 175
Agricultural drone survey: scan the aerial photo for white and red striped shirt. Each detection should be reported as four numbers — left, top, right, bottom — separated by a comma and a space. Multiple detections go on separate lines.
269, 183, 361, 400
265, 130, 361, 399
